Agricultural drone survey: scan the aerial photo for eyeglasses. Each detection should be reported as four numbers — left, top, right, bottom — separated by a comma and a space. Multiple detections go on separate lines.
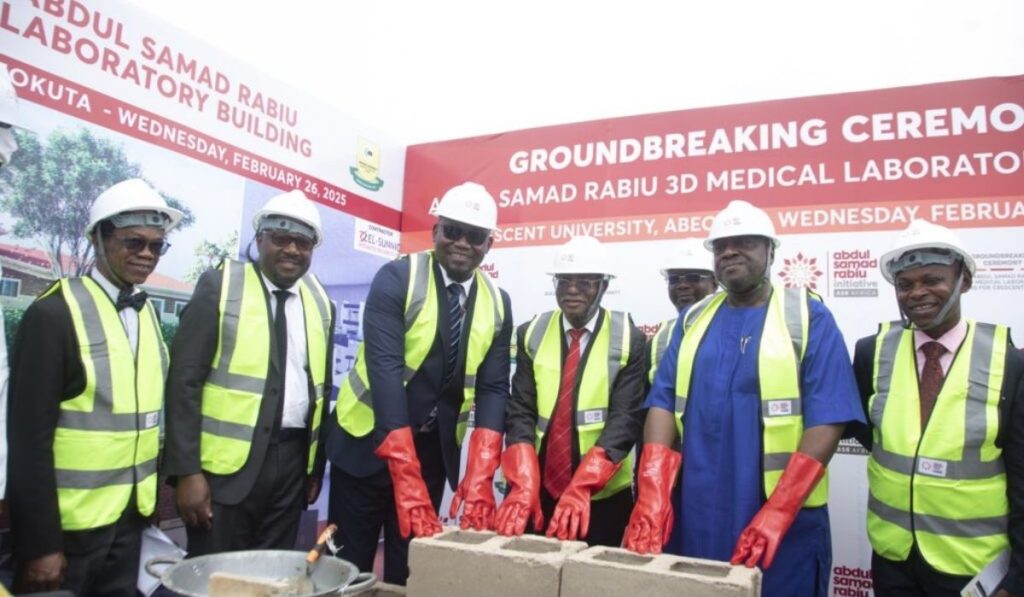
118, 236, 170, 256
553, 276, 606, 293
441, 223, 490, 246
666, 272, 713, 285
266, 231, 314, 251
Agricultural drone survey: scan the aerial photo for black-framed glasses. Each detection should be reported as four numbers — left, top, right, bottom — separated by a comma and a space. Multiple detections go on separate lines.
266, 231, 314, 251
118, 236, 170, 256
441, 223, 490, 246
666, 272, 713, 285
553, 276, 605, 293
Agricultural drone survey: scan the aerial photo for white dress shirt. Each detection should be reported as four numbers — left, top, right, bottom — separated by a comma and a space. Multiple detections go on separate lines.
561, 310, 599, 354
90, 270, 141, 355
261, 273, 311, 429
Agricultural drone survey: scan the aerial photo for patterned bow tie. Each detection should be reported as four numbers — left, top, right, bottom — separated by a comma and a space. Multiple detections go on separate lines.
115, 289, 148, 312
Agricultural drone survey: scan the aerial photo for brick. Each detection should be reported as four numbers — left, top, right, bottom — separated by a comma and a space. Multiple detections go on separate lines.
560, 546, 761, 597
408, 529, 587, 597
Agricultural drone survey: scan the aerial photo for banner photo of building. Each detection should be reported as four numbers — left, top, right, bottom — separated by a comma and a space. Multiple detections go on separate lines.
0, 0, 405, 527
403, 76, 1024, 595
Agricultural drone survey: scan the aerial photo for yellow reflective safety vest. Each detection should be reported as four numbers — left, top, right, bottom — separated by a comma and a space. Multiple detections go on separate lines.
336, 251, 505, 445
647, 318, 677, 385
867, 320, 1009, 576
200, 260, 332, 476
674, 283, 828, 506
47, 277, 167, 530
523, 309, 634, 500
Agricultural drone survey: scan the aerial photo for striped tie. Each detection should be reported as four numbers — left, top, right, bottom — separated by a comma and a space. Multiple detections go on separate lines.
446, 283, 465, 382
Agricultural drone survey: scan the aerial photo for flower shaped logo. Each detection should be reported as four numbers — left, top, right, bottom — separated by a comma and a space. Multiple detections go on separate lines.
779, 253, 823, 290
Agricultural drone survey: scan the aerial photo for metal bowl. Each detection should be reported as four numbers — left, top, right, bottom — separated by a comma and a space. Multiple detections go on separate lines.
146, 550, 375, 596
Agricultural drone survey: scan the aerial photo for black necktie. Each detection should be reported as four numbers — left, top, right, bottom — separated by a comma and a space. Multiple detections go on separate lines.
273, 290, 290, 433
445, 283, 465, 382
115, 288, 148, 311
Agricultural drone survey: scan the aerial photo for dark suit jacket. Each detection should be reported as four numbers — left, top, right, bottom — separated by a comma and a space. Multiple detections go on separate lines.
8, 291, 89, 559
163, 262, 335, 505
325, 255, 513, 490
505, 308, 647, 468
849, 325, 1024, 594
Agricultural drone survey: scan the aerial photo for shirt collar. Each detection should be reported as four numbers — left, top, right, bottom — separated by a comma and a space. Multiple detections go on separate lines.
562, 309, 600, 337
259, 270, 298, 297
439, 265, 474, 296
914, 318, 967, 355
89, 269, 133, 302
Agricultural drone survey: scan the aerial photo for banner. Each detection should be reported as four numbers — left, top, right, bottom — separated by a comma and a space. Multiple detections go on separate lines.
404, 76, 1024, 595
1, 0, 405, 525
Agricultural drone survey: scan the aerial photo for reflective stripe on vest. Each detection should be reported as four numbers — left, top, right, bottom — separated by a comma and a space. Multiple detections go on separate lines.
674, 283, 828, 506
201, 261, 332, 475
525, 309, 634, 500
867, 320, 1009, 576
335, 252, 504, 444
647, 318, 676, 385
53, 277, 166, 530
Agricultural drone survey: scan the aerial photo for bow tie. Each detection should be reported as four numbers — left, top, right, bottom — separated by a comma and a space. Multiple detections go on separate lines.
115, 289, 148, 312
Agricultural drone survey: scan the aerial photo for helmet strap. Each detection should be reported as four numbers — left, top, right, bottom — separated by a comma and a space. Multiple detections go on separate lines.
898, 268, 965, 332
92, 230, 130, 290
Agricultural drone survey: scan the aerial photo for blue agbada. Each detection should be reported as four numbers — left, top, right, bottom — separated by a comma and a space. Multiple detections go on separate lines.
645, 298, 863, 597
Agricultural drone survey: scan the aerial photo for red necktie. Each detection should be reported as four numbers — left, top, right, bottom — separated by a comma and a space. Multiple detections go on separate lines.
544, 328, 585, 498
919, 341, 947, 430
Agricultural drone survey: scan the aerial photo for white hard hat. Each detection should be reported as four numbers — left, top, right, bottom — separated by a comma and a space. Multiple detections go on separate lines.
85, 179, 184, 237
704, 200, 780, 250
548, 235, 615, 278
252, 189, 324, 247
660, 238, 713, 276
435, 182, 498, 230
879, 219, 975, 283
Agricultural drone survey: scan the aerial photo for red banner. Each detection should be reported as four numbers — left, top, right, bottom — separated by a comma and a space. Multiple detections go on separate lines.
403, 76, 1024, 251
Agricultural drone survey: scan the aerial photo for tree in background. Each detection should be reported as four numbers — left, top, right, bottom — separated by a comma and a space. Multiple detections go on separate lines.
0, 128, 194, 277
187, 231, 239, 284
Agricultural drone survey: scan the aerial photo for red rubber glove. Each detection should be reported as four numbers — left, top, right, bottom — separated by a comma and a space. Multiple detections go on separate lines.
623, 443, 682, 554
374, 427, 443, 539
731, 451, 826, 569
546, 446, 620, 541
449, 428, 503, 530
494, 442, 544, 536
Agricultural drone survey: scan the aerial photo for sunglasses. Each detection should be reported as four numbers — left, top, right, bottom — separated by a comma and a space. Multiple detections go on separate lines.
666, 272, 713, 285
266, 231, 314, 251
440, 223, 490, 246
553, 276, 606, 294
118, 236, 170, 256
711, 236, 765, 254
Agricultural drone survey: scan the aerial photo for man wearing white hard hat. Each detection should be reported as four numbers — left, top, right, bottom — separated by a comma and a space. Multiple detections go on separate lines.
0, 63, 36, 523
624, 200, 862, 596
163, 190, 336, 556
497, 235, 645, 545
647, 237, 717, 386
7, 178, 180, 594
850, 219, 1023, 596
326, 182, 512, 584
640, 236, 716, 554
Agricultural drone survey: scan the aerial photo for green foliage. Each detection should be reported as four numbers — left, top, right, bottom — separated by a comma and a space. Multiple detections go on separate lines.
3, 306, 23, 356
0, 128, 194, 277
187, 231, 238, 284
160, 319, 179, 346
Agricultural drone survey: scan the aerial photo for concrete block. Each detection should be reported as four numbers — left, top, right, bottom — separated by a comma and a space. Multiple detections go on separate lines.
408, 528, 587, 597
359, 581, 406, 596
560, 546, 761, 597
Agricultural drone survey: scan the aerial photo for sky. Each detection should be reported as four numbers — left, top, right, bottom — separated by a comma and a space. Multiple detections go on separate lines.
135, 0, 1024, 146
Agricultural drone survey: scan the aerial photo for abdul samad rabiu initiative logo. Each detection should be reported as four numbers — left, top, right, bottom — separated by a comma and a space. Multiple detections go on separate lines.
778, 253, 823, 290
